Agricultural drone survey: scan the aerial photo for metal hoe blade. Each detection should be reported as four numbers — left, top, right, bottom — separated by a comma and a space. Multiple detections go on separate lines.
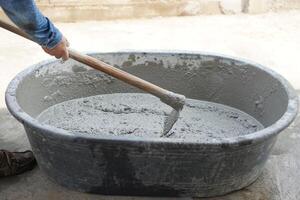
160, 92, 186, 137
162, 109, 181, 137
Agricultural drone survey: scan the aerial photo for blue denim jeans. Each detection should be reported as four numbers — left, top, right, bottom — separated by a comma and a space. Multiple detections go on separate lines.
0, 0, 62, 48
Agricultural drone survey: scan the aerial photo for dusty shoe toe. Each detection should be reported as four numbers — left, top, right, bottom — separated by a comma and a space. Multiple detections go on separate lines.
0, 150, 37, 177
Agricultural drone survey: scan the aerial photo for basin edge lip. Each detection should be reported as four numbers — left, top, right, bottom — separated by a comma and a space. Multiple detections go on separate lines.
5, 51, 299, 147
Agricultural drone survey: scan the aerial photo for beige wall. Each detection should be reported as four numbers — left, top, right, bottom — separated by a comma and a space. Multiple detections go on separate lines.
1, 0, 300, 22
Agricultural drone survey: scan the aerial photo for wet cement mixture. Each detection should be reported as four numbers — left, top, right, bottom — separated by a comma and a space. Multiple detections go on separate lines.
37, 93, 264, 141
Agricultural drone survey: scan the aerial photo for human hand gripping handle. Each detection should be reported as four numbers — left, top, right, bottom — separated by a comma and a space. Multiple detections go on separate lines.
42, 36, 70, 61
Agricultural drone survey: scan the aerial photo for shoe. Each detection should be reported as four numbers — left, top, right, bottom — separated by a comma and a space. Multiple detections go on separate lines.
0, 150, 37, 177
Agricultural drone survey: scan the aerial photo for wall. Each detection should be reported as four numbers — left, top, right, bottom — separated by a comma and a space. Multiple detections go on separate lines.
1, 0, 300, 22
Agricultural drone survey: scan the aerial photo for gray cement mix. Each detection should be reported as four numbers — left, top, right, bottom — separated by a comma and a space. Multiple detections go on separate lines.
37, 93, 263, 141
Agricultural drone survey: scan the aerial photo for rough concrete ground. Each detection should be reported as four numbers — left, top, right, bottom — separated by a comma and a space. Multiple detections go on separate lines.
0, 11, 300, 199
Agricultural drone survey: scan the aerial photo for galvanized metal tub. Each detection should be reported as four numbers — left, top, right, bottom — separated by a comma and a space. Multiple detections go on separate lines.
5, 52, 298, 197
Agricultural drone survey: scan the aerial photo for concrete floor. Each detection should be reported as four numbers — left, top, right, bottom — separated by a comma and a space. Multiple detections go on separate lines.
0, 11, 300, 199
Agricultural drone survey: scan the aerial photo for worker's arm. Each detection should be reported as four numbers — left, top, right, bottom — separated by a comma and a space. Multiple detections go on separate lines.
0, 0, 69, 60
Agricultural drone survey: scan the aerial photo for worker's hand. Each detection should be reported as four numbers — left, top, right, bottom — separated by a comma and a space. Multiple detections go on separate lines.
42, 37, 70, 61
